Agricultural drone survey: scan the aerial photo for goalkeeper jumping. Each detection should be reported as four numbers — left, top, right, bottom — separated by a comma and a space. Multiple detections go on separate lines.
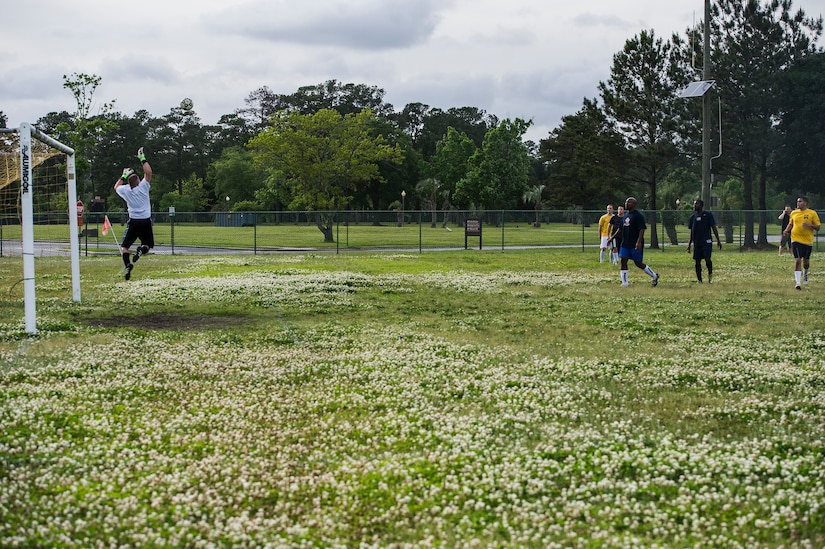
114, 148, 154, 280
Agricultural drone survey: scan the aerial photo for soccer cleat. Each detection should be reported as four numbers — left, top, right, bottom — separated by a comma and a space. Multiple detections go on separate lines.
651, 272, 659, 287
125, 263, 133, 280
621, 283, 629, 288
795, 285, 802, 291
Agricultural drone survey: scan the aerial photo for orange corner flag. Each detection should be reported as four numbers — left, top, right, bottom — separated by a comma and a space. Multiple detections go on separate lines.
102, 215, 112, 236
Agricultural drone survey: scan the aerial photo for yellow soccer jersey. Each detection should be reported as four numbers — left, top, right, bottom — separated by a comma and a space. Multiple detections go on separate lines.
789, 208, 821, 245
599, 213, 613, 238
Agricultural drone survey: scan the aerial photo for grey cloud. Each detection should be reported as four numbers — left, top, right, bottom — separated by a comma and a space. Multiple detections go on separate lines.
572, 12, 636, 31
209, 0, 449, 49
99, 56, 180, 85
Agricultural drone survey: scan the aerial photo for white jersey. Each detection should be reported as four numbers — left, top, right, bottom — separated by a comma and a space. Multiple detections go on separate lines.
116, 178, 151, 219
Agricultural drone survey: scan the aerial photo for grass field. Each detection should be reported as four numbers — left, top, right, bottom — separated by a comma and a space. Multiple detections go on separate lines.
1, 248, 824, 547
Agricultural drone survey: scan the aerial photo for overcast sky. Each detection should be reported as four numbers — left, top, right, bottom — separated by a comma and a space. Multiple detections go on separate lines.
3, 0, 824, 143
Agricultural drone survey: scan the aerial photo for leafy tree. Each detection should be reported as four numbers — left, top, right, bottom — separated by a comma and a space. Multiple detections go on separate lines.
277, 80, 394, 118
599, 30, 693, 248
455, 118, 532, 212
393, 102, 430, 148
430, 127, 477, 210
416, 107, 496, 160
208, 113, 257, 156
206, 147, 264, 209
57, 73, 118, 199
248, 108, 404, 241
237, 86, 280, 132
712, 0, 822, 247
540, 98, 629, 209
522, 184, 546, 227
149, 107, 210, 195
776, 49, 825, 197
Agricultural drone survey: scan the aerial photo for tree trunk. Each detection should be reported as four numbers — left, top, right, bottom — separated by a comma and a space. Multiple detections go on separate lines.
315, 213, 335, 243
648, 178, 659, 249
756, 154, 769, 247
663, 210, 678, 245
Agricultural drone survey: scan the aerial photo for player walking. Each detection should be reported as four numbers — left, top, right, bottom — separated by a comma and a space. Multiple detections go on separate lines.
114, 147, 154, 280
618, 197, 659, 287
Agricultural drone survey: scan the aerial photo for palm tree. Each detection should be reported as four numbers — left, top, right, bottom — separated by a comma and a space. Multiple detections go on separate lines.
523, 184, 546, 227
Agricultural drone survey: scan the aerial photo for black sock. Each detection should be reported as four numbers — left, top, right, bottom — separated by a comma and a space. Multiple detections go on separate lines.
695, 261, 702, 281
122, 252, 131, 267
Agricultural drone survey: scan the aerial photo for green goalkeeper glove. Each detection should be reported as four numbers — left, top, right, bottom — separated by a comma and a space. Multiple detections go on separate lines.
121, 167, 134, 180
137, 147, 147, 163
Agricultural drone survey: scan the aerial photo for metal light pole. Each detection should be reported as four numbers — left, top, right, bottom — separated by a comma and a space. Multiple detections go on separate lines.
401, 190, 406, 227
702, 0, 712, 206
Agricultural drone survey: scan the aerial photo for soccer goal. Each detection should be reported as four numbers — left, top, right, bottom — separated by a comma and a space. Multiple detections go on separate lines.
0, 123, 80, 334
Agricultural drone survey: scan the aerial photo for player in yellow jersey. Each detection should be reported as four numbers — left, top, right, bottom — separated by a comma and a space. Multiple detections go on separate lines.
598, 204, 614, 263
783, 196, 821, 290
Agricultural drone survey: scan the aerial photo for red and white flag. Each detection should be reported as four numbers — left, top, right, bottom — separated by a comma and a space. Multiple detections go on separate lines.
102, 215, 112, 236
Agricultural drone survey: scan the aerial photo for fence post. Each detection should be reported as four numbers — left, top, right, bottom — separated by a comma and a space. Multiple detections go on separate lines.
169, 206, 175, 256
501, 210, 505, 252
419, 211, 422, 253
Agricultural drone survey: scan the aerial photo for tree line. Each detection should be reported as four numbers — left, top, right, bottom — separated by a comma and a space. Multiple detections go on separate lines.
1, 0, 823, 247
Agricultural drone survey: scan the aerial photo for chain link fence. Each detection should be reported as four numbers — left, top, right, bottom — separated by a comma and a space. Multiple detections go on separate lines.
0, 209, 819, 257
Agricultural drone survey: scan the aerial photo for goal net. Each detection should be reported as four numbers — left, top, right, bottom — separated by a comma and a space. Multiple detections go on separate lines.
0, 123, 80, 334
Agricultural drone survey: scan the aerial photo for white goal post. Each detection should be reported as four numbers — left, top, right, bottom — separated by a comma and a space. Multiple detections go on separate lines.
3, 123, 81, 334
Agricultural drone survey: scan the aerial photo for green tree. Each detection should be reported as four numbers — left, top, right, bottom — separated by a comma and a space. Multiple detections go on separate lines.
540, 98, 629, 209
776, 52, 825, 197
150, 107, 209, 196
206, 147, 264, 209
416, 107, 496, 160
522, 184, 546, 227
58, 73, 117, 199
430, 127, 477, 210
599, 30, 693, 249
249, 108, 404, 242
278, 80, 395, 118
712, 0, 822, 248
455, 118, 532, 212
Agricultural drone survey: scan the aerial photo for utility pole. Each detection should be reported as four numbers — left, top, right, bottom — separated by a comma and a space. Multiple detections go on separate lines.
702, 0, 712, 205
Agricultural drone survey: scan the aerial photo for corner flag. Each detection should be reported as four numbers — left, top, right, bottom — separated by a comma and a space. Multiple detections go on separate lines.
102, 215, 112, 236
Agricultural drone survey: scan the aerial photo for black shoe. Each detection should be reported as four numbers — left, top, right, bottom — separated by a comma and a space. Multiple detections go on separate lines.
132, 248, 142, 263
125, 263, 133, 280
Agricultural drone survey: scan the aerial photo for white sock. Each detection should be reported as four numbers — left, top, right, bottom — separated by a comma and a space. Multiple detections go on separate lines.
643, 265, 655, 278
621, 270, 629, 285
600, 250, 605, 263
795, 271, 802, 285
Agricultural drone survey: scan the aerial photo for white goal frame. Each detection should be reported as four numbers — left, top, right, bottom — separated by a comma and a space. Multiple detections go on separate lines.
12, 123, 81, 334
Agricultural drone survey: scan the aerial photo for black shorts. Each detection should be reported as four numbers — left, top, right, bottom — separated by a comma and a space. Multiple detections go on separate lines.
121, 217, 154, 250
693, 243, 713, 261
792, 242, 812, 260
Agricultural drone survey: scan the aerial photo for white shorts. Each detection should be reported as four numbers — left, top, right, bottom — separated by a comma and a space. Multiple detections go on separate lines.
600, 236, 610, 249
